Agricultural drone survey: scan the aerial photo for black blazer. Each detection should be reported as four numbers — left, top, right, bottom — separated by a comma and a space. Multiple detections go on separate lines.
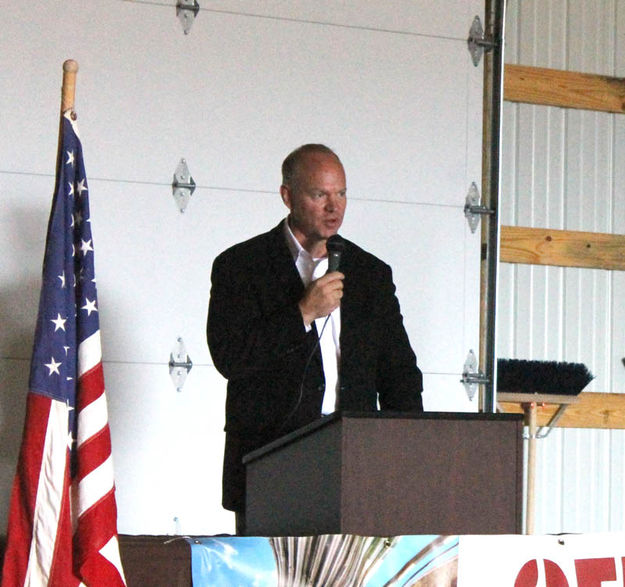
207, 221, 423, 511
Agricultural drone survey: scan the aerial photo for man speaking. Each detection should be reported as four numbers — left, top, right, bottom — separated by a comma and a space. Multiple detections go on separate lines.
207, 144, 423, 534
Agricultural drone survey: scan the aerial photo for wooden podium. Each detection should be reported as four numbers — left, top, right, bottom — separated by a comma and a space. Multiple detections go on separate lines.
244, 412, 523, 537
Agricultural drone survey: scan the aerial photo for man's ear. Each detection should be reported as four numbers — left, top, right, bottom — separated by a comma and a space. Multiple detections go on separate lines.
280, 185, 292, 210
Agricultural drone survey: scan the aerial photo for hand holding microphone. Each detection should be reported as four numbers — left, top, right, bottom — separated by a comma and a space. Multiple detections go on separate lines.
298, 235, 345, 327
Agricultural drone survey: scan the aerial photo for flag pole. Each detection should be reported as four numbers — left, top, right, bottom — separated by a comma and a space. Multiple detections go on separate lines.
61, 59, 79, 112
56, 60, 78, 174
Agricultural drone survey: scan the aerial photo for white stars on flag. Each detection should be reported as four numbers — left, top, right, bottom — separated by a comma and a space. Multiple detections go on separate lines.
50, 313, 67, 332
66, 150, 75, 166
44, 357, 62, 376
81, 298, 98, 316
80, 239, 93, 256
76, 179, 88, 196
71, 210, 83, 228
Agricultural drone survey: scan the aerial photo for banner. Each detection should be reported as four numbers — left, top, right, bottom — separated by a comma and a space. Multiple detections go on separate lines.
460, 533, 625, 586
190, 534, 458, 586
188, 532, 625, 586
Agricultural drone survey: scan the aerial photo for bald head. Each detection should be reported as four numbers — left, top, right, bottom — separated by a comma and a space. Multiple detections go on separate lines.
281, 144, 342, 193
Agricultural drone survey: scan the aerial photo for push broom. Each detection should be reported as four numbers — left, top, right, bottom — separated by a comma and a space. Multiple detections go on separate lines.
497, 359, 594, 534
497, 359, 594, 396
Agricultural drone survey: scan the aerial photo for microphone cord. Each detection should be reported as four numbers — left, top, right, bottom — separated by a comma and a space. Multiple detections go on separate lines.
278, 313, 331, 433
278, 234, 343, 433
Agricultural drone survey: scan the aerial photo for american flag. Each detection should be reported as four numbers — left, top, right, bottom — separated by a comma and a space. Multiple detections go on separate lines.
2, 111, 126, 586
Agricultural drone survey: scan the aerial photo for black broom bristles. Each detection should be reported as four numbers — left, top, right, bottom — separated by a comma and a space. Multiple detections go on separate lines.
497, 359, 594, 395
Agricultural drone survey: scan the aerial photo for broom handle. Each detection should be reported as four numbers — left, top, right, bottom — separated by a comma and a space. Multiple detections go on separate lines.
524, 402, 537, 535
61, 59, 79, 112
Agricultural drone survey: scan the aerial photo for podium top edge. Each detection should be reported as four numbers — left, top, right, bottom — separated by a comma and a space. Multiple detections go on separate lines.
242, 410, 523, 464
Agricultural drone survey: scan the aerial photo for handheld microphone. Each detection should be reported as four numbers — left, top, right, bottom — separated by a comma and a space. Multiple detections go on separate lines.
326, 234, 345, 273
279, 235, 344, 432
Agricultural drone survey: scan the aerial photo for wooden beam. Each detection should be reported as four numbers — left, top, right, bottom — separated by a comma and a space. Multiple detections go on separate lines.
504, 63, 625, 114
498, 392, 625, 430
500, 225, 625, 271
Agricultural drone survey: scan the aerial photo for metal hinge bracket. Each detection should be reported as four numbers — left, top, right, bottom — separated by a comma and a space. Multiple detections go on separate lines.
172, 159, 196, 213
177, 0, 199, 35
461, 349, 490, 401
169, 337, 193, 392
467, 15, 495, 66
536, 405, 570, 439
464, 182, 493, 233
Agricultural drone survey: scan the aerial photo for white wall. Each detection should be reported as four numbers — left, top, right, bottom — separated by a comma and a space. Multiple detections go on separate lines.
0, 0, 483, 535
500, 0, 625, 533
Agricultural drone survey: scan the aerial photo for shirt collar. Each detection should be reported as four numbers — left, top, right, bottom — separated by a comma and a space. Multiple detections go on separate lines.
283, 216, 313, 262
283, 217, 331, 289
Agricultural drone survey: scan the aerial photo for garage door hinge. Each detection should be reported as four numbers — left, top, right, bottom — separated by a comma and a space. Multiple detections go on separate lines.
464, 182, 493, 233
467, 15, 495, 66
169, 337, 193, 392
172, 158, 196, 213
177, 0, 199, 35
461, 350, 490, 401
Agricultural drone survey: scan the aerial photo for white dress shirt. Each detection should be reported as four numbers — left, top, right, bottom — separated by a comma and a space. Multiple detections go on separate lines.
283, 220, 341, 414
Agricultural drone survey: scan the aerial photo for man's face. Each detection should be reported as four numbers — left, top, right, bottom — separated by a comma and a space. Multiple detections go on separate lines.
281, 152, 347, 253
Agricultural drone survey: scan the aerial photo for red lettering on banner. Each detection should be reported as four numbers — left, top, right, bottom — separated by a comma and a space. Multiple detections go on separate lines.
515, 557, 624, 586
544, 560, 569, 586
574, 558, 616, 586
515, 559, 538, 586
515, 559, 569, 586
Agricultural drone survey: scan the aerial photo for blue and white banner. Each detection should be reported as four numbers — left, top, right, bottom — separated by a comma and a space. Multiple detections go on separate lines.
189, 534, 458, 586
